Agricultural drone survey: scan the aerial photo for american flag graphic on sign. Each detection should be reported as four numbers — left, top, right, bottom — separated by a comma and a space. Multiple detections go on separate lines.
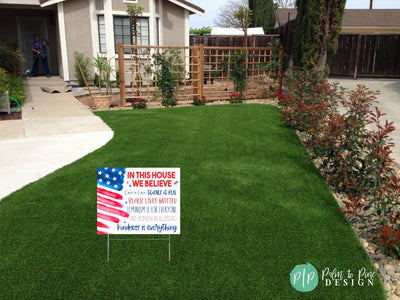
97, 168, 128, 234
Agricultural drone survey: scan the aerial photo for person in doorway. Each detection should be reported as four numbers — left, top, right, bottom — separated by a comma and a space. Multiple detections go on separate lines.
30, 33, 51, 77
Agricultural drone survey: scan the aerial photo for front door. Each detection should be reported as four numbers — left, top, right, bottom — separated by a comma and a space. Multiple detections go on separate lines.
17, 17, 50, 75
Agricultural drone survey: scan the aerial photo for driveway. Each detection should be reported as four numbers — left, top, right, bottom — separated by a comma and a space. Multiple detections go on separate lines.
329, 78, 400, 164
0, 77, 113, 200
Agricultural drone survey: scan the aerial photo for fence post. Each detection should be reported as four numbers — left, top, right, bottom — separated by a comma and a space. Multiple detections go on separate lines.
118, 42, 126, 107
353, 34, 362, 80
277, 45, 284, 94
192, 44, 204, 98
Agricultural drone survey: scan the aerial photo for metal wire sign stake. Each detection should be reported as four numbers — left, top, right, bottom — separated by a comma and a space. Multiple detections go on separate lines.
97, 168, 180, 262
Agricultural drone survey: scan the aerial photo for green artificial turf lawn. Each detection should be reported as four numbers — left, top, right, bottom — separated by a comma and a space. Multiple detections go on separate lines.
0, 104, 385, 299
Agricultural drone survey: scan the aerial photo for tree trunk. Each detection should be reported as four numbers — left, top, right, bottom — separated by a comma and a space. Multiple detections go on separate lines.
317, 1, 332, 73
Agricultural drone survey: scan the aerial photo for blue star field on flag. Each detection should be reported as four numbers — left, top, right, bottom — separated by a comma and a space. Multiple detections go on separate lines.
97, 168, 126, 191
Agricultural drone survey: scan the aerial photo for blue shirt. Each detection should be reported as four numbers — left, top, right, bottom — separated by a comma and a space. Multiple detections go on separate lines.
30, 38, 48, 58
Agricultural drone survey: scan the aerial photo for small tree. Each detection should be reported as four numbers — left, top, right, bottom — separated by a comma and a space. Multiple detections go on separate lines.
92, 55, 113, 95
293, 0, 346, 75
126, 4, 145, 95
126, 4, 145, 45
216, 0, 252, 47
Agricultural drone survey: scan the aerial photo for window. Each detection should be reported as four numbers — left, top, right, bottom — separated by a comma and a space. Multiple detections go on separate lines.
136, 18, 150, 46
98, 15, 106, 53
113, 16, 150, 53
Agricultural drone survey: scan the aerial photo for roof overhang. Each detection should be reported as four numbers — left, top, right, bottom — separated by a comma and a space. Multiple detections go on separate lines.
168, 0, 204, 16
38, 0, 204, 15
0, 0, 39, 5
39, 0, 65, 7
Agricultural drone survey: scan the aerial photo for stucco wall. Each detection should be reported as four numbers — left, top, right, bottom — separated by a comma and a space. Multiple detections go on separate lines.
95, 0, 104, 10
162, 0, 185, 46
63, 0, 93, 81
112, 0, 149, 13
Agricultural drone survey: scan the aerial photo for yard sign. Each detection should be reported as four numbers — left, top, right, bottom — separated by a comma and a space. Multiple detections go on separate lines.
97, 168, 180, 235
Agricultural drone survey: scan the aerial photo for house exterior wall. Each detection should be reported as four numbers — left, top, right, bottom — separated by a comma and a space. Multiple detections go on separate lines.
341, 26, 400, 34
1, 0, 199, 82
161, 0, 185, 46
112, 0, 150, 13
63, 0, 93, 81
95, 0, 104, 10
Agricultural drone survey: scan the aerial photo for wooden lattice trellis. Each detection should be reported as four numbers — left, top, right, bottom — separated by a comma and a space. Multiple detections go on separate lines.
118, 42, 282, 107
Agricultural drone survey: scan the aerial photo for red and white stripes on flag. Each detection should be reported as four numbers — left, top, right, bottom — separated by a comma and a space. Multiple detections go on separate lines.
97, 187, 129, 234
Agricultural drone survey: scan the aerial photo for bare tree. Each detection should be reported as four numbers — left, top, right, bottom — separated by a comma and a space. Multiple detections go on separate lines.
274, 0, 296, 8
215, 0, 248, 28
215, 0, 252, 47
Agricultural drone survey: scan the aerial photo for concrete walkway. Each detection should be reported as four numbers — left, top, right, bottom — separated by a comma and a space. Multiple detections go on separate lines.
0, 77, 113, 200
329, 78, 400, 164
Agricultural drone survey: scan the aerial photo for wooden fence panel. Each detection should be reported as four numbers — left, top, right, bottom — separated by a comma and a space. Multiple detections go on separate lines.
271, 22, 400, 78
329, 34, 400, 78
190, 35, 280, 48
328, 35, 358, 76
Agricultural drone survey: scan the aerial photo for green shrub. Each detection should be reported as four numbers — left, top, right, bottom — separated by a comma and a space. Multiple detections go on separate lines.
0, 67, 26, 106
0, 68, 7, 96
259, 39, 286, 80
73, 51, 91, 87
146, 49, 185, 107
0, 45, 23, 75
229, 51, 247, 94
193, 95, 206, 106
7, 73, 26, 106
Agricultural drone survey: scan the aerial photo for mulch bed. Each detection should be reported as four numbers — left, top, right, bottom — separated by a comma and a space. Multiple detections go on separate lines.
0, 111, 22, 121
75, 94, 279, 111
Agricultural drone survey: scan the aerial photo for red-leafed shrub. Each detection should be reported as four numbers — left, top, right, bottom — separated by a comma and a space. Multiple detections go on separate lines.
280, 68, 400, 258
193, 95, 206, 106
280, 68, 343, 134
377, 225, 400, 258
229, 93, 242, 104
132, 98, 147, 109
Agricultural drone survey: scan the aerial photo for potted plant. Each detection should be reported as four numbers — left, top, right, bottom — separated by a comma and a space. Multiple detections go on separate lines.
92, 54, 113, 109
